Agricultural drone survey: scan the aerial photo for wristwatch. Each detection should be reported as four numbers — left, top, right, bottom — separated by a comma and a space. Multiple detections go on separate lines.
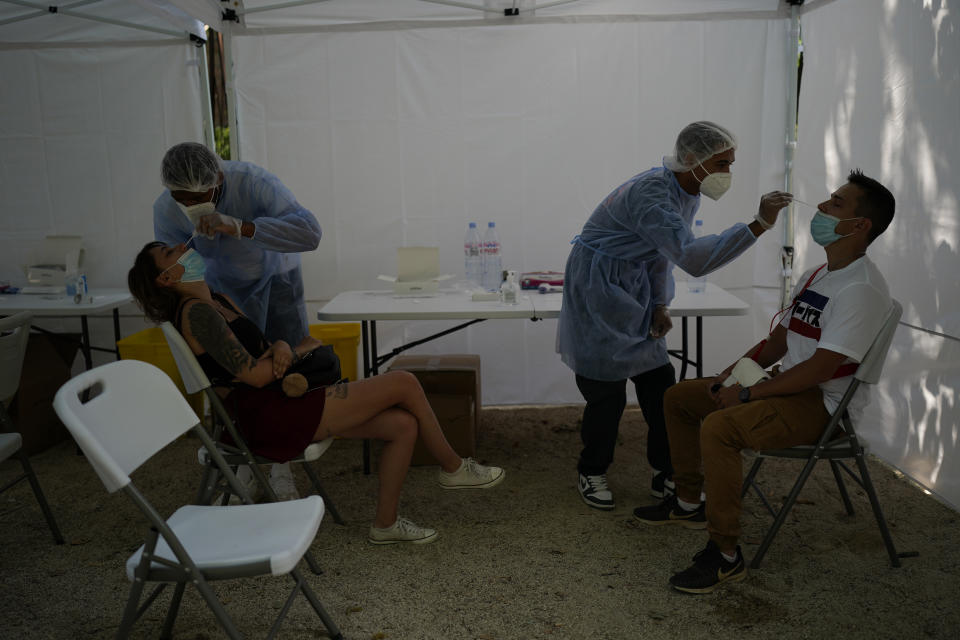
739, 386, 752, 403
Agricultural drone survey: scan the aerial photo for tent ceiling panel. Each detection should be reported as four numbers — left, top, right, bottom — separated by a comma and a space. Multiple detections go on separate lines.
0, 0, 219, 44
236, 0, 786, 30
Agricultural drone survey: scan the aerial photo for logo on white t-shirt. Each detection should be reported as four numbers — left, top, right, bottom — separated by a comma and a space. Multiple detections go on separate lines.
790, 289, 828, 339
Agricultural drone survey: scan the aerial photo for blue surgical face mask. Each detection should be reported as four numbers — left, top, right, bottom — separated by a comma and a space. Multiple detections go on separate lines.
161, 248, 207, 283
810, 211, 862, 246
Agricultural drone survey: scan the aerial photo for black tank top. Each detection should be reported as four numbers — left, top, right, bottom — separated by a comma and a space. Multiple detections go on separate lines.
175, 293, 269, 386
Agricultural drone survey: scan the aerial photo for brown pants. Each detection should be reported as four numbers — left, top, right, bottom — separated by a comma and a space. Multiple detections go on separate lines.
664, 378, 830, 551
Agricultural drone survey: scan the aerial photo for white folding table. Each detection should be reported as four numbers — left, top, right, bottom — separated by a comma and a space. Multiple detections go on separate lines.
317, 282, 749, 383
318, 282, 748, 473
0, 289, 133, 370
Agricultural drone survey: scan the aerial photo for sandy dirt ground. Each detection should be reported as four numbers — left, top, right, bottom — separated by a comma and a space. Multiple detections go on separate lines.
2, 405, 958, 639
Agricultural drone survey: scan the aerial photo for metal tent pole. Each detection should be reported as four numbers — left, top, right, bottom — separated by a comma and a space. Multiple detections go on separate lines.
781, 2, 803, 309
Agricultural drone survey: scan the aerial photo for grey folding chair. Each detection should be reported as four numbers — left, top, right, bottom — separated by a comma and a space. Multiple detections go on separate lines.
158, 322, 343, 524
742, 299, 916, 569
0, 311, 64, 544
53, 359, 343, 640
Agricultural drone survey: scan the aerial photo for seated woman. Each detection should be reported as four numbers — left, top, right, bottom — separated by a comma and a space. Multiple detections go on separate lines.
128, 241, 504, 545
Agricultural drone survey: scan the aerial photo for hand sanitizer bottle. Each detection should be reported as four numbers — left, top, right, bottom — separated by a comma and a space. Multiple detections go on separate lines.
500, 270, 519, 305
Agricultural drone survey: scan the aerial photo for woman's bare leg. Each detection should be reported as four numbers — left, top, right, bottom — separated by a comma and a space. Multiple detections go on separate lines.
316, 371, 463, 472
320, 407, 417, 528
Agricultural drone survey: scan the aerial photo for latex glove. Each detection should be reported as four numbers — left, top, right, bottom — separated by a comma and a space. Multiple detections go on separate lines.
756, 190, 793, 227
296, 335, 323, 354
197, 212, 243, 239
649, 305, 673, 339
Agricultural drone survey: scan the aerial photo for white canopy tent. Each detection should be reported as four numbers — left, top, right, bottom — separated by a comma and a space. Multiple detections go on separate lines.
0, 0, 957, 508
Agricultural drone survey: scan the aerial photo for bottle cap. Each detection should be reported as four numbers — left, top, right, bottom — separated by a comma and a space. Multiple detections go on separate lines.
469, 222, 477, 228
488, 222, 495, 227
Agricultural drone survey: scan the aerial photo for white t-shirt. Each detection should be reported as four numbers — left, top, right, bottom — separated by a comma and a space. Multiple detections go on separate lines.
780, 256, 891, 417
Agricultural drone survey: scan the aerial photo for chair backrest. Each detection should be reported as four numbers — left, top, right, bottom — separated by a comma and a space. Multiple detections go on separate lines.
0, 311, 32, 405
160, 321, 212, 395
854, 299, 902, 385
53, 360, 201, 493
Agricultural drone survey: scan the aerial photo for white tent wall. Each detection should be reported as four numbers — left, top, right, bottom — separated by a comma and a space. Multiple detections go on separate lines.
0, 42, 204, 288
796, 0, 960, 508
231, 15, 790, 405
0, 0, 215, 365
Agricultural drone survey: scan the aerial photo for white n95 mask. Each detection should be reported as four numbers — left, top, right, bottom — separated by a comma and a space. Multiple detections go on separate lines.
177, 200, 216, 226
695, 165, 732, 201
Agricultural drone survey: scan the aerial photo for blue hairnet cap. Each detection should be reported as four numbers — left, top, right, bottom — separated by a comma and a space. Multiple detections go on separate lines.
663, 121, 737, 172
160, 142, 222, 192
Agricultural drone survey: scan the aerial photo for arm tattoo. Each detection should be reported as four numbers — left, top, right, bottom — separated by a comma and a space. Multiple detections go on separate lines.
187, 303, 257, 377
325, 381, 348, 399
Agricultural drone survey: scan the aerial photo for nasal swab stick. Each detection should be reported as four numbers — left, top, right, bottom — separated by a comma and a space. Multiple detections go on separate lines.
790, 197, 818, 209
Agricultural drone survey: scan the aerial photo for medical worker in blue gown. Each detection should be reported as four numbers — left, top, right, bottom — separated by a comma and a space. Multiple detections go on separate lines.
154, 142, 321, 500
557, 121, 792, 511
154, 142, 320, 346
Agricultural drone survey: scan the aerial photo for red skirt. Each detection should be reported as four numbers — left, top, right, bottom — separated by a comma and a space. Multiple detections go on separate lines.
223, 384, 326, 462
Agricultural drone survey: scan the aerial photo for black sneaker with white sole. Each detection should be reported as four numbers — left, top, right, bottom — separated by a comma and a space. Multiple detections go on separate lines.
669, 540, 747, 594
650, 471, 675, 499
578, 473, 615, 510
632, 495, 706, 529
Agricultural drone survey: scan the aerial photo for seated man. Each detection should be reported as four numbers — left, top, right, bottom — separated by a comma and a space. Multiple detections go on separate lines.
634, 169, 895, 593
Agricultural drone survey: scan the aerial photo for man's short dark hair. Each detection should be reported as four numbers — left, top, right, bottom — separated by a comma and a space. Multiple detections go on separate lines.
847, 169, 895, 243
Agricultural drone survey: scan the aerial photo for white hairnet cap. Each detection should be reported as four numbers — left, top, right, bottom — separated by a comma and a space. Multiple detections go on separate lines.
663, 121, 737, 172
160, 142, 222, 192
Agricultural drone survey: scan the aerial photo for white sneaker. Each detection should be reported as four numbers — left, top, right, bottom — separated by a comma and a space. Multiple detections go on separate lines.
437, 458, 505, 489
578, 473, 615, 510
268, 463, 300, 501
368, 517, 438, 545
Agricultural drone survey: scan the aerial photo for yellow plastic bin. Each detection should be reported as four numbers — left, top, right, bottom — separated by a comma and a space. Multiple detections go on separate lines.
117, 327, 206, 418
308, 323, 361, 382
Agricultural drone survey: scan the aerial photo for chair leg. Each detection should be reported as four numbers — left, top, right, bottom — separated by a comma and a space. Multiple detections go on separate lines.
853, 452, 902, 568
116, 579, 151, 639
192, 574, 244, 640
742, 457, 777, 517
741, 456, 764, 498
750, 456, 820, 570
266, 577, 303, 640
160, 581, 187, 640
290, 566, 344, 640
16, 450, 64, 544
301, 462, 345, 525
829, 460, 856, 516
194, 462, 220, 505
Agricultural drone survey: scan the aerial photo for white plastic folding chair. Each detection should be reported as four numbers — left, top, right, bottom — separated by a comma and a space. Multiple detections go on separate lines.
742, 299, 916, 569
158, 322, 343, 524
1, 311, 64, 544
53, 359, 343, 640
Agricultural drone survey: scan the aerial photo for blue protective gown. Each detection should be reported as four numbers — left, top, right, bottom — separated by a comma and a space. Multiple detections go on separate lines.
556, 165, 757, 381
154, 161, 321, 344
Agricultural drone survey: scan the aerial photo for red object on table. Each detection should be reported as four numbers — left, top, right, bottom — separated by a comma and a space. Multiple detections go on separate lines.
520, 271, 564, 290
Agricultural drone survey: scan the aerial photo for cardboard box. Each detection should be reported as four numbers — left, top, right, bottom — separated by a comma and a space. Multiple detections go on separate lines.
10, 334, 78, 454
387, 354, 481, 466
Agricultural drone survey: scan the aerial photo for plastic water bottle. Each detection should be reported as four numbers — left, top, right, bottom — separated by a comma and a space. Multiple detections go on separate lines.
481, 222, 502, 291
463, 222, 483, 288
688, 219, 707, 293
